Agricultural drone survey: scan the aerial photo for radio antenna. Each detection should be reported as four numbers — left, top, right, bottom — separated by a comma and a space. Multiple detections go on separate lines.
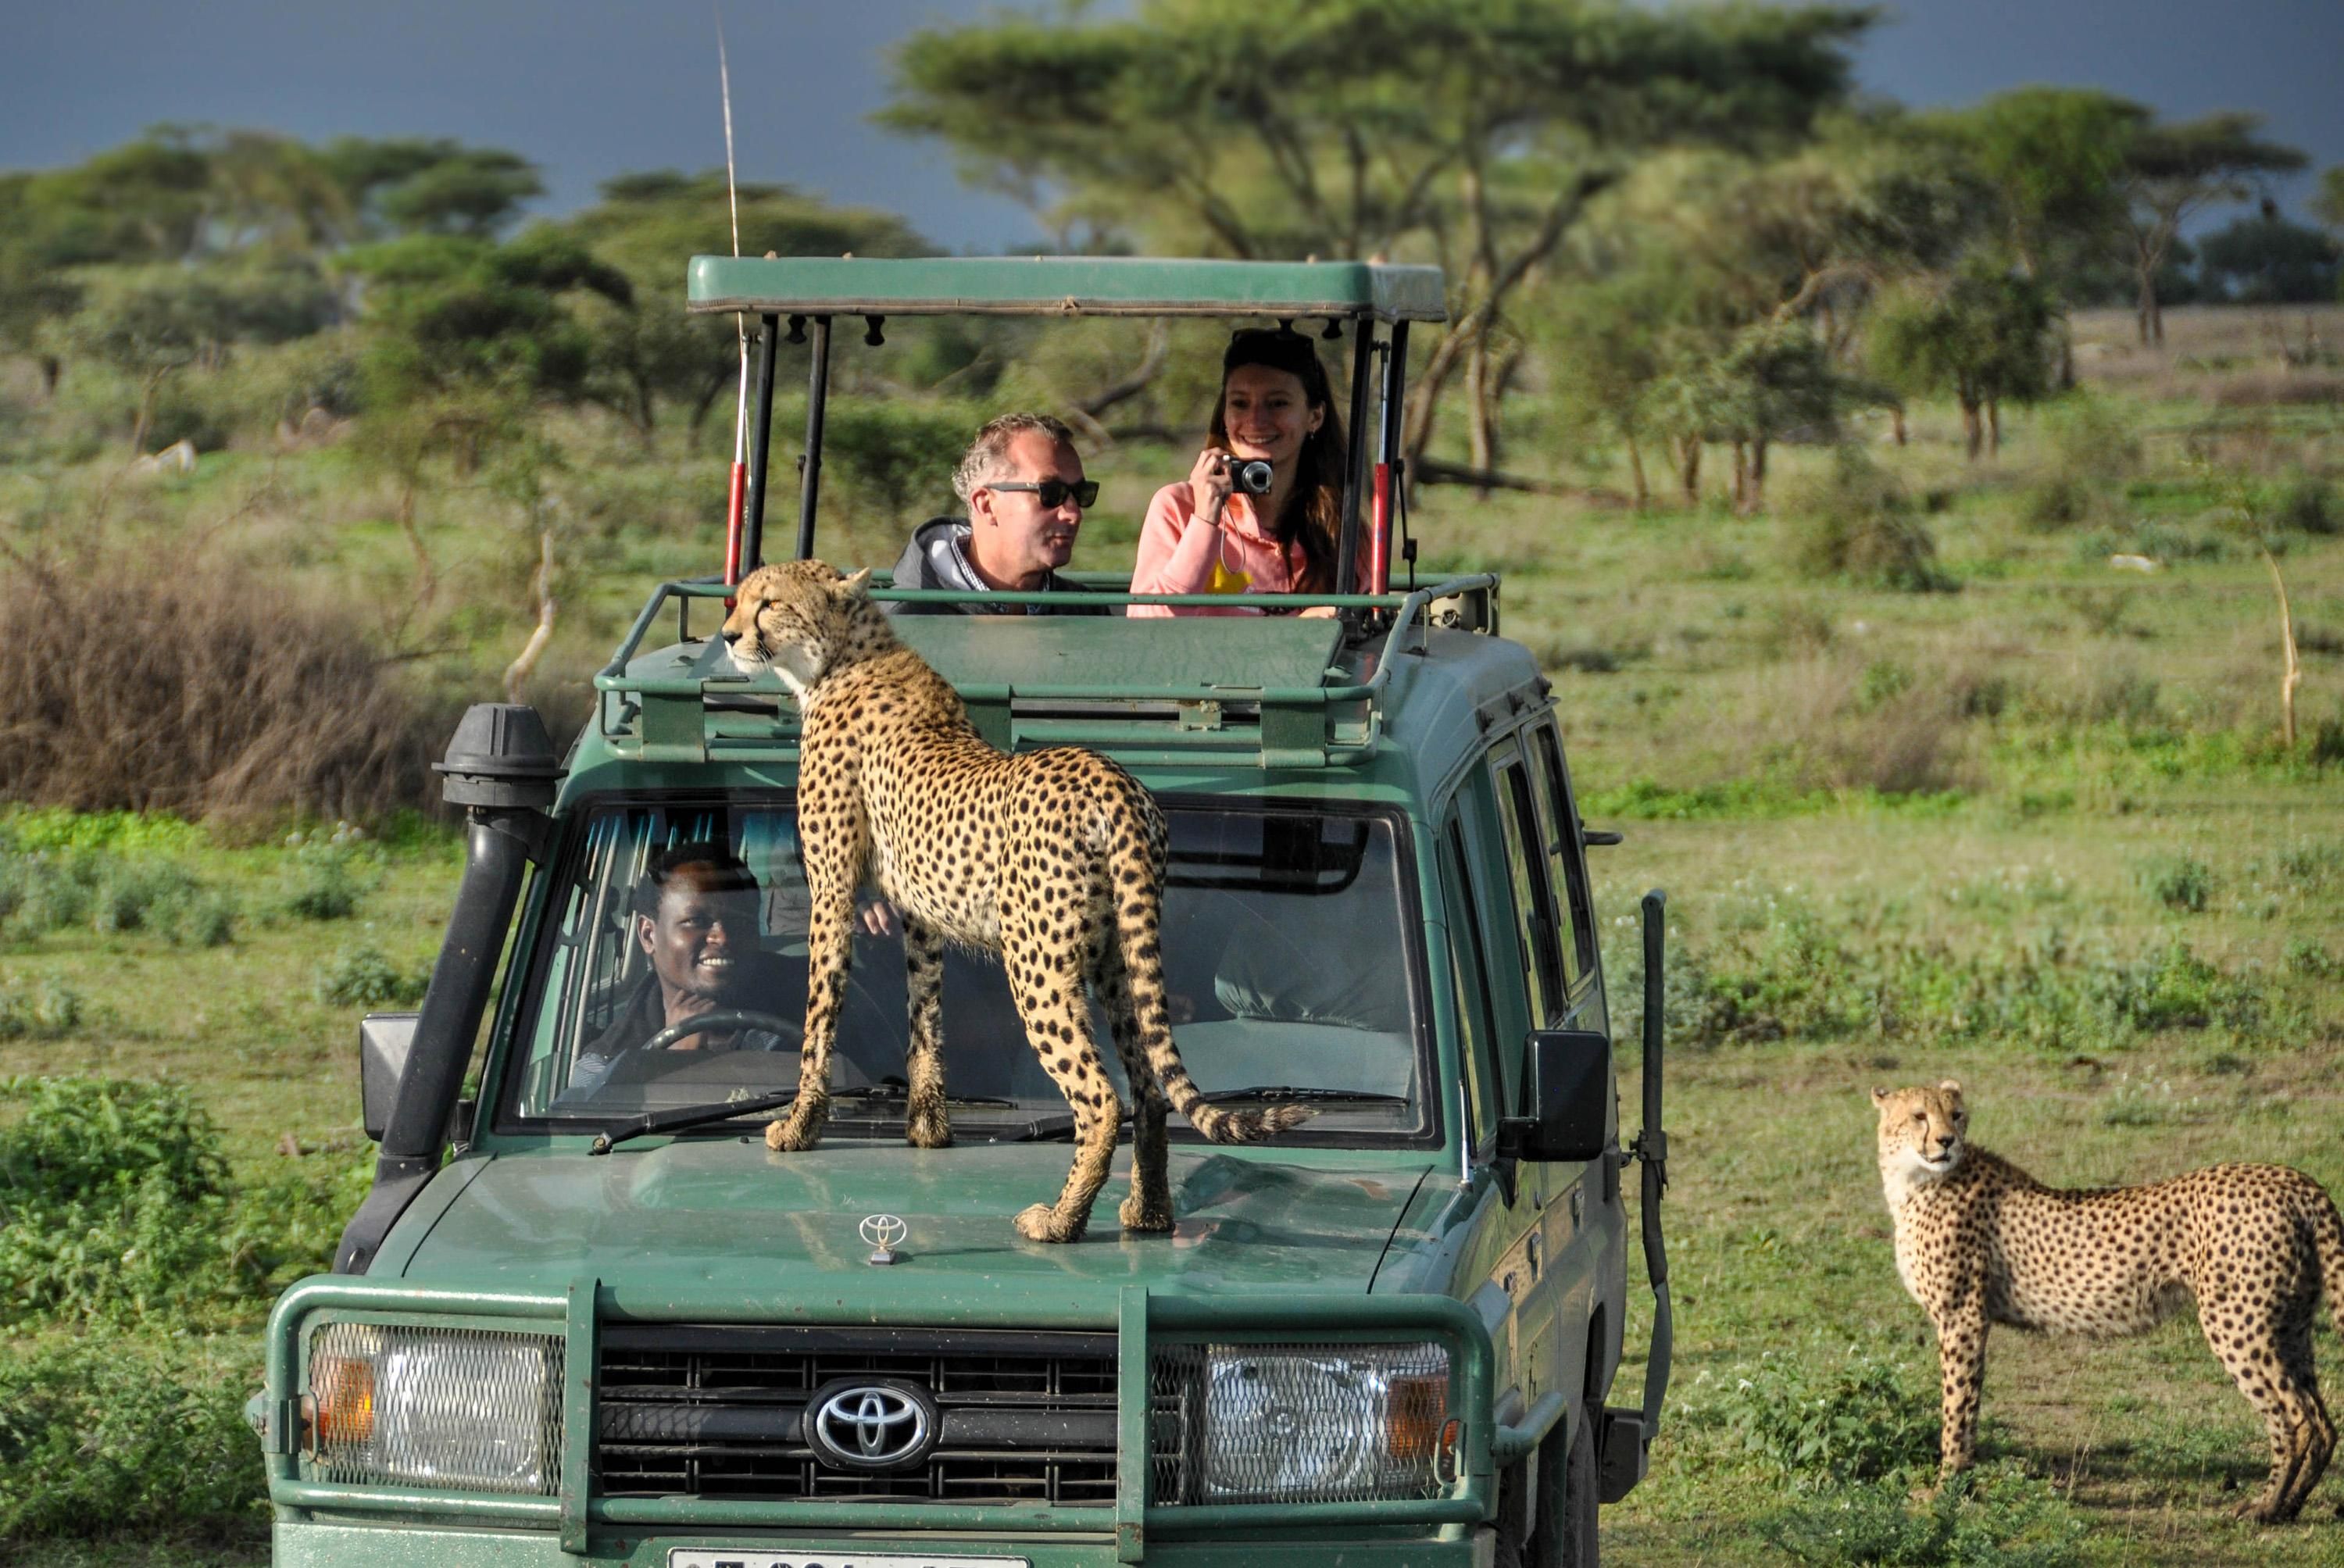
718, 10, 749, 586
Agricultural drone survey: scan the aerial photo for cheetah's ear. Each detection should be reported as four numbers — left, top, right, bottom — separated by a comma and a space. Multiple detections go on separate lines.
1870, 1087, 1890, 1106
835, 566, 874, 600
1938, 1078, 1962, 1097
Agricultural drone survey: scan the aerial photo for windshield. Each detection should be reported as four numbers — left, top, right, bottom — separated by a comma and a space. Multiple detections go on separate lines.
498, 797, 1432, 1145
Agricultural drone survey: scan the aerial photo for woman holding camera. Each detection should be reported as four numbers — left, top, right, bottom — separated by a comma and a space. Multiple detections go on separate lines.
1127, 327, 1351, 617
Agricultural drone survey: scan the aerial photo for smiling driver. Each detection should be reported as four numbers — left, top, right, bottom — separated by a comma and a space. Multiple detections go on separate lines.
568, 844, 795, 1093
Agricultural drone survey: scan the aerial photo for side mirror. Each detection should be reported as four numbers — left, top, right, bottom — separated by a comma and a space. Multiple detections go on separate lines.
1498, 1028, 1616, 1163
360, 1013, 421, 1141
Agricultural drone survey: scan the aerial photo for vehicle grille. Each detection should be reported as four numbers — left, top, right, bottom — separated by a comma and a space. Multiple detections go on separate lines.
595, 1326, 1118, 1506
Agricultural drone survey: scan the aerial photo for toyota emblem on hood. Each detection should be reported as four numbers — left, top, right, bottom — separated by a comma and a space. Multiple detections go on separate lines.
805, 1379, 937, 1471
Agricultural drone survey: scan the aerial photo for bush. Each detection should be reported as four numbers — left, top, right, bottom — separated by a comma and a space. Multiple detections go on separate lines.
2017, 475, 2114, 531
0, 980, 83, 1041
1785, 448, 1957, 593
2274, 473, 2340, 535
0, 1077, 236, 1323
0, 1076, 364, 1328
0, 1334, 266, 1544
1622, 885, 2279, 1052
1719, 1355, 1940, 1484
0, 845, 238, 945
1758, 1466, 2086, 1568
2016, 394, 2147, 534
0, 544, 439, 824
280, 829, 379, 920
820, 397, 985, 523
2135, 853, 2213, 913
2283, 938, 2337, 977
2038, 395, 2142, 485
316, 943, 431, 1007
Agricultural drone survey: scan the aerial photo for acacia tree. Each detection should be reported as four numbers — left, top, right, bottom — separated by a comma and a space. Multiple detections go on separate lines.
2196, 213, 2342, 305
2117, 113, 2306, 344
2313, 167, 2344, 240
320, 138, 545, 241
1868, 263, 2056, 459
881, 0, 1867, 470
552, 170, 924, 441
1538, 128, 1954, 505
1943, 88, 2139, 285
341, 230, 631, 611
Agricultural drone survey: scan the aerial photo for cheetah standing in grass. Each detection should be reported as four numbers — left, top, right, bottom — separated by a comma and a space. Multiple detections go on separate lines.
1873, 1080, 2344, 1522
720, 560, 1310, 1243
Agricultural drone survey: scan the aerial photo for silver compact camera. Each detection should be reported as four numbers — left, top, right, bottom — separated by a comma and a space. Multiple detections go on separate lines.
1224, 455, 1274, 495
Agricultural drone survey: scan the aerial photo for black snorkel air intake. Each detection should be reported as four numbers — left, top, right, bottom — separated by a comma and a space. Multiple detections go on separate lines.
334, 705, 558, 1274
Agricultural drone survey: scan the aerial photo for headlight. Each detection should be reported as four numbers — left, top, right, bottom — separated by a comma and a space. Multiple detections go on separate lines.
1151, 1341, 1452, 1504
306, 1323, 564, 1495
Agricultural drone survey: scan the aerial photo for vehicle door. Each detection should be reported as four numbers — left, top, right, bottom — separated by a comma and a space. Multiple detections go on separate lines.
1516, 716, 1615, 1413
1443, 743, 1559, 1414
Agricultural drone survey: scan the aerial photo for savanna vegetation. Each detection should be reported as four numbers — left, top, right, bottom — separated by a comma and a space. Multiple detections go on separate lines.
2, 1, 2341, 1563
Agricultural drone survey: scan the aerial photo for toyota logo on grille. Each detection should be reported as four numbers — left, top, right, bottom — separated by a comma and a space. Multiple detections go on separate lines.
805, 1379, 937, 1471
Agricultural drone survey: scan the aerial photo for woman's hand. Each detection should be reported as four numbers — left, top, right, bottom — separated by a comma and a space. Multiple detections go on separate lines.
1187, 445, 1235, 525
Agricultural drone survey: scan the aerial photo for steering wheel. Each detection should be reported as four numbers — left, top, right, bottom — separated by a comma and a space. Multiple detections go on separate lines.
637, 1009, 804, 1055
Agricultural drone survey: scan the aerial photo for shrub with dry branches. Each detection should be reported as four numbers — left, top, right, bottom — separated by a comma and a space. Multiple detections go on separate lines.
0, 546, 441, 825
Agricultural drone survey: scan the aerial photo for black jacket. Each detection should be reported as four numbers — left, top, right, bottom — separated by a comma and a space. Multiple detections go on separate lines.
884, 518, 1103, 616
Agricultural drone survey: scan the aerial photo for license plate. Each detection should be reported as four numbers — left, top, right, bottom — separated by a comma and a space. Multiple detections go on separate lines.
668, 1554, 1028, 1568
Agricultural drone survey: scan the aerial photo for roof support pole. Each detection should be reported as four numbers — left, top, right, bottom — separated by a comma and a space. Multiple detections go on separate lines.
1335, 319, 1376, 597
741, 313, 781, 572
1374, 320, 1410, 594
795, 315, 832, 561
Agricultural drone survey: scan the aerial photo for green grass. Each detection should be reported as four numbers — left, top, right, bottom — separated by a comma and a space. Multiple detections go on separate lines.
1590, 793, 2344, 1564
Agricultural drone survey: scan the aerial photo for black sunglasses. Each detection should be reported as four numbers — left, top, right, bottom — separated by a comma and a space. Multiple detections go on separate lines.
986, 478, 1099, 509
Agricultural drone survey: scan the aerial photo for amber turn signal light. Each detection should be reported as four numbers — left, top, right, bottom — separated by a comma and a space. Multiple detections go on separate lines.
311, 1353, 377, 1448
1384, 1373, 1449, 1459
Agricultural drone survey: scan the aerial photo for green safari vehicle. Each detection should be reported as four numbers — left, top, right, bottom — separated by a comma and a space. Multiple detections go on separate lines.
251, 257, 1674, 1568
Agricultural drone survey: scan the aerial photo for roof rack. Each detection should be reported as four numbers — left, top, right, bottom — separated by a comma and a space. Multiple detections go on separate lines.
686, 255, 1448, 323
589, 576, 1499, 771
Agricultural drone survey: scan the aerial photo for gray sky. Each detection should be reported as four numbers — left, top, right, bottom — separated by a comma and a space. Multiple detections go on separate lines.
3, 0, 2339, 251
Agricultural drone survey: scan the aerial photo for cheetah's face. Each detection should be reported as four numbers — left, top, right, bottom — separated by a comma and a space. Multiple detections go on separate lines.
1871, 1080, 1967, 1179
722, 562, 869, 694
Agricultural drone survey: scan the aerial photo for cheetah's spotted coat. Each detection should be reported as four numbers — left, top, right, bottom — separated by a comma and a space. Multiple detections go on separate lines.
722, 561, 1310, 1243
1873, 1080, 2344, 1522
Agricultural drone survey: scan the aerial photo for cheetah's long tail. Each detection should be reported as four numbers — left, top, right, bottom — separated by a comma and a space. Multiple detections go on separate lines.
1103, 793, 1315, 1145
2315, 1179, 2344, 1344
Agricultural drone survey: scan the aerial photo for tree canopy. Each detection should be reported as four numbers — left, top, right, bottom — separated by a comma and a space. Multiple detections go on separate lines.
883, 0, 1872, 466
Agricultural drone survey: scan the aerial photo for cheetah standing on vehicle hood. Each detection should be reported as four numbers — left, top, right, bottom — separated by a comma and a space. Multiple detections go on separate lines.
1873, 1080, 2344, 1522
722, 560, 1311, 1243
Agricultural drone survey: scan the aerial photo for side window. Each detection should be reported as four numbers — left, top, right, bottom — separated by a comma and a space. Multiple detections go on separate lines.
1493, 752, 1565, 1026
1441, 820, 1501, 1150
1530, 727, 1596, 991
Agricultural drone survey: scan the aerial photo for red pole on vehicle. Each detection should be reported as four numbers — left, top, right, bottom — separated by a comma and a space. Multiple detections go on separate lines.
1372, 321, 1409, 595
717, 16, 749, 589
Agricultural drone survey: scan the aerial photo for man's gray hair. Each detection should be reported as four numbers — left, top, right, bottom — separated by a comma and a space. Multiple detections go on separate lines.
952, 412, 1077, 504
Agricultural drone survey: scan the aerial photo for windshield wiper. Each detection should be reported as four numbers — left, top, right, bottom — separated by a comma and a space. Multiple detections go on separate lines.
587, 1085, 1023, 1155
831, 1084, 1020, 1110
1196, 1086, 1410, 1105
1008, 1089, 1400, 1145
589, 1090, 800, 1155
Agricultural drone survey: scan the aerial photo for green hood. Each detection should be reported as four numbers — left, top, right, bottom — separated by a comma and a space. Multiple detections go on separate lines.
394, 1140, 1438, 1306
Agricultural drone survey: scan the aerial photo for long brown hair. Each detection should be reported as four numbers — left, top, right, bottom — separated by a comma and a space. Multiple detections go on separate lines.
1210, 329, 1349, 594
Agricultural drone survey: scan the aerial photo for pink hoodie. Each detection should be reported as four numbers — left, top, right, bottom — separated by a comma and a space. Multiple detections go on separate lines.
1127, 483, 1335, 617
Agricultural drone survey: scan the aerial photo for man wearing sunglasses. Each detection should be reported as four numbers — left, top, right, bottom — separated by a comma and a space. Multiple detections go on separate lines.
887, 412, 1106, 617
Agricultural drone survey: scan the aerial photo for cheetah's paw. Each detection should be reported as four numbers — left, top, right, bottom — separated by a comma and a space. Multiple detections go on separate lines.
1014, 1202, 1087, 1244
1119, 1189, 1174, 1234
